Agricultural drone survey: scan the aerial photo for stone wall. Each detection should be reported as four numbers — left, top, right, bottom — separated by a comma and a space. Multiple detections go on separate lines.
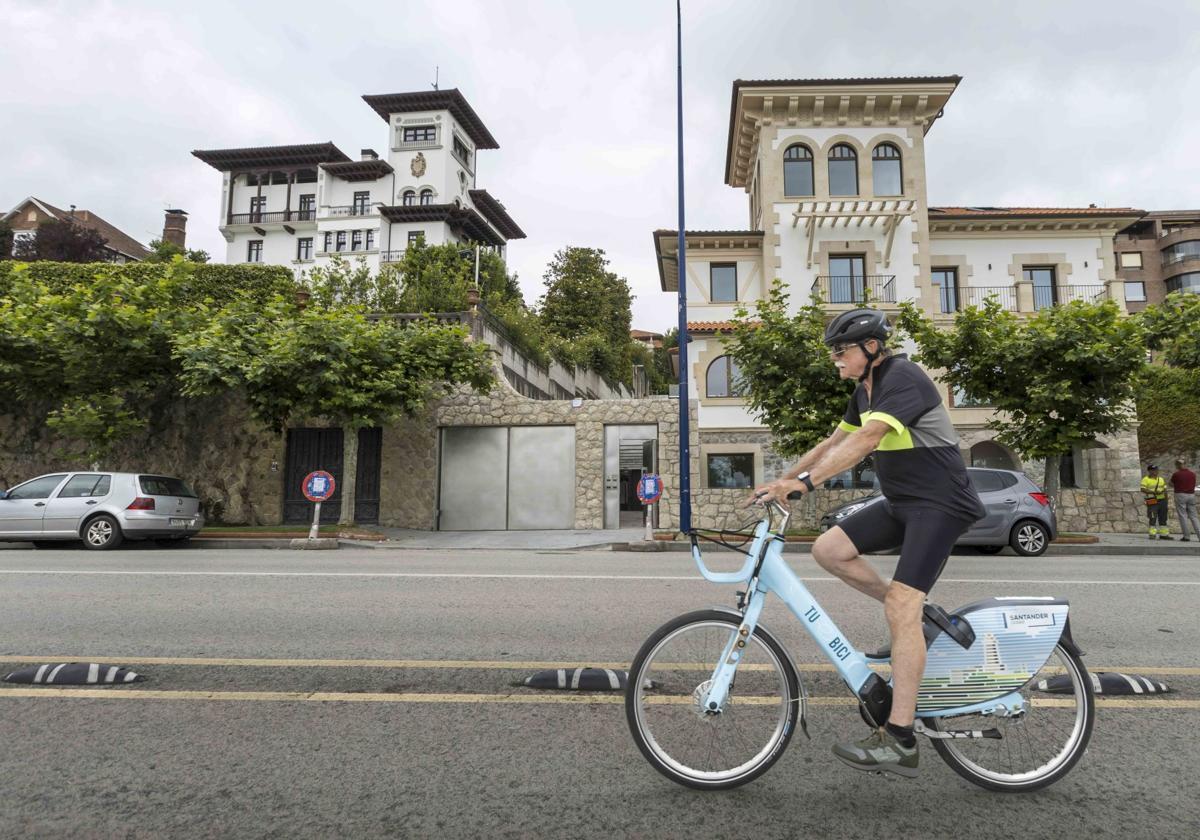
691, 487, 878, 532
0, 394, 283, 525
378, 374, 694, 530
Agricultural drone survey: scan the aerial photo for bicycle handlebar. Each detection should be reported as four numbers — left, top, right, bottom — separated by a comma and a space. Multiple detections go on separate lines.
690, 499, 792, 584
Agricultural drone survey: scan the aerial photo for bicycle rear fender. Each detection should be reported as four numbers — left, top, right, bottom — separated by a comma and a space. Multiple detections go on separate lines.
916, 597, 1071, 716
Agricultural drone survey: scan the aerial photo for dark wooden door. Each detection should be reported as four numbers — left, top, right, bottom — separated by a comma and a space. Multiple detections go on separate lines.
283, 428, 382, 524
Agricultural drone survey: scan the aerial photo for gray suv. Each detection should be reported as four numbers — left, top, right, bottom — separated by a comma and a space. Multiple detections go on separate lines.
819, 467, 1057, 556
0, 472, 204, 550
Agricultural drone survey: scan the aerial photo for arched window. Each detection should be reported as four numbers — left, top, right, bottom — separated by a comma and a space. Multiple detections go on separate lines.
970, 441, 1017, 470
783, 144, 814, 197
401, 190, 416, 206
419, 188, 435, 206
828, 143, 859, 196
872, 142, 903, 196
706, 355, 745, 398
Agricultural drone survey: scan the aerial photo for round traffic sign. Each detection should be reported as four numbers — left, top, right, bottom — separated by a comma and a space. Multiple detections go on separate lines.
302, 470, 336, 502
636, 473, 663, 505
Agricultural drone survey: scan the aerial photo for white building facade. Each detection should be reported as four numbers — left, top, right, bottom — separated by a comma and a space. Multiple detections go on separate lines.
655, 76, 1144, 496
193, 89, 524, 273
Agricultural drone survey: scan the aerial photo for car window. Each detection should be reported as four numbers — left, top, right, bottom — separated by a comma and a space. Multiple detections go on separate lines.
968, 470, 1006, 493
995, 472, 1019, 489
7, 474, 68, 500
58, 474, 112, 498
139, 475, 197, 497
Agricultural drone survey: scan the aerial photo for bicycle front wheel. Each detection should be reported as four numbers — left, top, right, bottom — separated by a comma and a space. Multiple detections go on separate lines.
927, 642, 1095, 792
625, 610, 800, 790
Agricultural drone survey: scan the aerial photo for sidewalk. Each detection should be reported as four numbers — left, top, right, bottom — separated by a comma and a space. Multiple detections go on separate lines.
368, 526, 646, 551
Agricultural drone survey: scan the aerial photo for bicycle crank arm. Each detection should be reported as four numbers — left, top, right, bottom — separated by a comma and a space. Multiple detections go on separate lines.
914, 720, 1002, 740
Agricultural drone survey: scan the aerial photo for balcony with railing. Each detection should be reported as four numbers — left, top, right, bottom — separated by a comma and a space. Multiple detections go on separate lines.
811, 275, 896, 305
323, 204, 377, 218
938, 285, 1018, 313
936, 282, 1116, 315
379, 250, 406, 263
227, 208, 317, 225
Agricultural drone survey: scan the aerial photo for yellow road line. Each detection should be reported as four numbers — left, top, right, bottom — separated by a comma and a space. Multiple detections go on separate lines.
1, 655, 1197, 676
0, 688, 1196, 709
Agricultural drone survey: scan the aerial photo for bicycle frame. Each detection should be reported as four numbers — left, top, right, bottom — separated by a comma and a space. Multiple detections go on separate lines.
694, 502, 1027, 721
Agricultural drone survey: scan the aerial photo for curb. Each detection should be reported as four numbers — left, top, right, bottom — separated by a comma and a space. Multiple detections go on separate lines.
611, 541, 1200, 557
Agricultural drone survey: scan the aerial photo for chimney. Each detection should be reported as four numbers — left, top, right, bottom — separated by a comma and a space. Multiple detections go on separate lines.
163, 209, 188, 248
68, 204, 76, 217
361, 148, 378, 161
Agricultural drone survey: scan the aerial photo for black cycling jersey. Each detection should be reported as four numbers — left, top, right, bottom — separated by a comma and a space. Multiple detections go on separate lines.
839, 354, 985, 524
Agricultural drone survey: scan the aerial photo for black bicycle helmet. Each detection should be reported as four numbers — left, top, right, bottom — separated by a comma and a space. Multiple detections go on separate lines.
824, 309, 891, 383
824, 309, 891, 346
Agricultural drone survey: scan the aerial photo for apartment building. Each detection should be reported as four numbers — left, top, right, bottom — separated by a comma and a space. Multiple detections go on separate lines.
654, 76, 1144, 495
1113, 210, 1200, 314
193, 89, 525, 272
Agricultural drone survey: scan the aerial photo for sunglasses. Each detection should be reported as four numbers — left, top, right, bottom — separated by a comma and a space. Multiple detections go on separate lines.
829, 343, 855, 358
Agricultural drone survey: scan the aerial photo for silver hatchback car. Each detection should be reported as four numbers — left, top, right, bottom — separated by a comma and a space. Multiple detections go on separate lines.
0, 472, 204, 550
819, 467, 1058, 556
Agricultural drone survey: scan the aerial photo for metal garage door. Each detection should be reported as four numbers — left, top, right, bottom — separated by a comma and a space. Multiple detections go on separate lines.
438, 426, 575, 530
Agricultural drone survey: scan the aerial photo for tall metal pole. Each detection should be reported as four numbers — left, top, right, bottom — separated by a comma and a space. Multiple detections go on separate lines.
675, 0, 691, 534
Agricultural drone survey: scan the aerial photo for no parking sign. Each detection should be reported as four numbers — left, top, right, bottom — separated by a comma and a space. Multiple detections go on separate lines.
303, 471, 336, 502
637, 473, 663, 505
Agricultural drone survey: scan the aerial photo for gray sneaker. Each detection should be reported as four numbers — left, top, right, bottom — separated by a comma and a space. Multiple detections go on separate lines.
832, 729, 919, 778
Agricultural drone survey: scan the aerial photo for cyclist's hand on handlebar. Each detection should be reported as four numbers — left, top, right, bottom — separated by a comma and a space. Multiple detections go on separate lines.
745, 478, 806, 508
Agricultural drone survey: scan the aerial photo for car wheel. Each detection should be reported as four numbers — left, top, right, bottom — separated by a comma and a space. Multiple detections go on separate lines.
82, 515, 124, 551
1010, 520, 1049, 557
975, 545, 1005, 555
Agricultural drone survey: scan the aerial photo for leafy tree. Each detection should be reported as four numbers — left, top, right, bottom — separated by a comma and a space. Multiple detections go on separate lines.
1138, 291, 1200, 369
145, 238, 210, 264
13, 219, 111, 262
0, 219, 14, 260
897, 297, 1146, 500
1134, 366, 1200, 460
725, 280, 855, 456
538, 247, 633, 382
174, 295, 495, 524
0, 260, 195, 461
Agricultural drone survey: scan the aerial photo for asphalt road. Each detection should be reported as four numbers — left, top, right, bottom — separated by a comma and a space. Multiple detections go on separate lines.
1, 547, 1197, 839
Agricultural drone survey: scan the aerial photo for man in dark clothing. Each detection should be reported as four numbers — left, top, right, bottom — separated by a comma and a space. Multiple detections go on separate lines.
1170, 460, 1200, 541
751, 308, 984, 779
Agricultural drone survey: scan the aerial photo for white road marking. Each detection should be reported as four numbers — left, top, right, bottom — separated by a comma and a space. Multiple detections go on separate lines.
0, 688, 1196, 710
0, 569, 1196, 585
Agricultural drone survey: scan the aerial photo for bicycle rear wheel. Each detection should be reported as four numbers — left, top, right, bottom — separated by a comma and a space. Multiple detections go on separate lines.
625, 610, 800, 790
927, 642, 1094, 792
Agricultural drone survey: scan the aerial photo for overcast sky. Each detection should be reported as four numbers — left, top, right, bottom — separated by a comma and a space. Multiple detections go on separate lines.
4, 0, 1198, 331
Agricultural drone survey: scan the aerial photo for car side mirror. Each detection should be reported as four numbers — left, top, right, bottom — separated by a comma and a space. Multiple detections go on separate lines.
0, 490, 7, 500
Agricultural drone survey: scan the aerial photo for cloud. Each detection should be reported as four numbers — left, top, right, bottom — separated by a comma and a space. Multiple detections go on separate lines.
3, 0, 1198, 331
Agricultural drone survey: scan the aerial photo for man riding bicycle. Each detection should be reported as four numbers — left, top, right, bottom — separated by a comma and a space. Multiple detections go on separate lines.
750, 308, 985, 778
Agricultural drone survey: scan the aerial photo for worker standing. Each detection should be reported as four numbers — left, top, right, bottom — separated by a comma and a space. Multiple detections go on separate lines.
1141, 464, 1171, 540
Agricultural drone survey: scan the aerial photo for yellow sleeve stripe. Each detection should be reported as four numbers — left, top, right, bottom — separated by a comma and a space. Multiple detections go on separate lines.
863, 411, 906, 436
837, 420, 860, 433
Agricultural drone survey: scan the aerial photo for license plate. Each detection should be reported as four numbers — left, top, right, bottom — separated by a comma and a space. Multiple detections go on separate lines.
169, 518, 193, 527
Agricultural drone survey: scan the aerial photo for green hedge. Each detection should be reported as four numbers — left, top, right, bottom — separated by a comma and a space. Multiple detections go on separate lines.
0, 260, 296, 305
1136, 366, 1200, 459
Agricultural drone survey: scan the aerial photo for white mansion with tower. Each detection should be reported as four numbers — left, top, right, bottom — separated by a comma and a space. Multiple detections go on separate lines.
656, 76, 1144, 494
193, 89, 524, 272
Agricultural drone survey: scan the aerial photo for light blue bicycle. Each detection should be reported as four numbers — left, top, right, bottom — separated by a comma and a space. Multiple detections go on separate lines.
625, 500, 1095, 792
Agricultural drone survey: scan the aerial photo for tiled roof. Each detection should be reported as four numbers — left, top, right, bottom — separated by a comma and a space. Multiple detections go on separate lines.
192, 143, 350, 171
34, 199, 150, 260
362, 89, 499, 149
321, 159, 394, 181
379, 204, 506, 247
929, 206, 1143, 218
687, 321, 746, 332
654, 229, 764, 238
468, 189, 525, 239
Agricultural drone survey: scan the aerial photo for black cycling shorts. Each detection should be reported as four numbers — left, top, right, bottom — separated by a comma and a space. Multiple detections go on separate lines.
836, 499, 974, 593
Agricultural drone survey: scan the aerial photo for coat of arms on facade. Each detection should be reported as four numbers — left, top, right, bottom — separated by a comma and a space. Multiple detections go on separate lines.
411, 152, 427, 178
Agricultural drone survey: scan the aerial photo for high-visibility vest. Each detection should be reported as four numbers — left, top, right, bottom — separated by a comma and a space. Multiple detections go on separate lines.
1141, 476, 1167, 505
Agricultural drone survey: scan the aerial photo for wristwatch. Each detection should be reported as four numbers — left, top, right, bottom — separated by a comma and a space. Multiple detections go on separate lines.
797, 472, 815, 493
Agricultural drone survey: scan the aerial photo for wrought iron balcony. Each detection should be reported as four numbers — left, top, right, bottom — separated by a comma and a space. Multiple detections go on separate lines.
227, 209, 317, 225
323, 204, 376, 217
379, 250, 406, 263
939, 286, 1018, 313
812, 275, 896, 305
1034, 285, 1106, 309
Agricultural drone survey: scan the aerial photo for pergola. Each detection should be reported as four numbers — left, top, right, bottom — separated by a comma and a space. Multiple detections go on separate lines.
791, 199, 917, 269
